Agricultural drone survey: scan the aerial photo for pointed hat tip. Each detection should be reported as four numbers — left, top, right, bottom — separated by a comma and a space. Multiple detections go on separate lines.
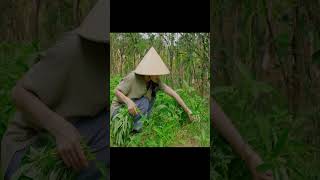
134, 46, 170, 75
148, 46, 156, 52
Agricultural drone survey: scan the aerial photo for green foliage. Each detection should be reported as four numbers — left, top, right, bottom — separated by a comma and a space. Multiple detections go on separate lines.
110, 107, 133, 146
110, 76, 209, 147
312, 49, 320, 65
96, 162, 108, 180
0, 42, 39, 140
12, 135, 96, 180
274, 32, 291, 58
211, 63, 320, 180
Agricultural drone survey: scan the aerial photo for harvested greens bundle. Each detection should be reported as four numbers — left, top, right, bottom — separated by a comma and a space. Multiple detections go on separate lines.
110, 107, 133, 146
110, 107, 148, 146
11, 134, 95, 180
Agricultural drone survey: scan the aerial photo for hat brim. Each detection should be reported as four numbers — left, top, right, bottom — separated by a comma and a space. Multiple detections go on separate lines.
134, 71, 170, 76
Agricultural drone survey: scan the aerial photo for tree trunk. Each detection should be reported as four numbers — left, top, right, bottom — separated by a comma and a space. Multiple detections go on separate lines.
33, 0, 40, 41
73, 0, 81, 27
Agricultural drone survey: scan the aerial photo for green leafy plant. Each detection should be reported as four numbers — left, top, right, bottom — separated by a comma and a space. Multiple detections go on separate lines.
0, 42, 39, 141
11, 135, 95, 180
110, 107, 133, 146
211, 63, 319, 180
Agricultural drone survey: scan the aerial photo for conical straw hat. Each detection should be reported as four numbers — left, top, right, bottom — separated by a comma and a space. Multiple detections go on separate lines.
134, 47, 170, 75
76, 0, 109, 43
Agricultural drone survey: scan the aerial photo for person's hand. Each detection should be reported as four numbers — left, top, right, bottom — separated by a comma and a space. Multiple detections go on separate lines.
187, 110, 194, 122
245, 148, 273, 180
127, 99, 138, 115
54, 121, 88, 171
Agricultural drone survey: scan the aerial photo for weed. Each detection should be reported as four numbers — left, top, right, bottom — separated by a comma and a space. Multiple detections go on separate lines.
0, 42, 38, 140
11, 134, 97, 180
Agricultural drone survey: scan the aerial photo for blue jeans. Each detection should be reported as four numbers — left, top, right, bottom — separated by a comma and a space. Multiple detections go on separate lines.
112, 96, 154, 131
131, 96, 154, 131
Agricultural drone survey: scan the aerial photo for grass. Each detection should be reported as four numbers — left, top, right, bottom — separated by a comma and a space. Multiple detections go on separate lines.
0, 42, 38, 140
110, 75, 210, 147
11, 134, 108, 180
11, 134, 95, 180
0, 42, 38, 180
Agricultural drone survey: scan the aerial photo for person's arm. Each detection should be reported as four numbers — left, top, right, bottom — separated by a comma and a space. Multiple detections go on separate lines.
11, 81, 88, 171
115, 89, 138, 115
162, 84, 193, 121
212, 98, 273, 180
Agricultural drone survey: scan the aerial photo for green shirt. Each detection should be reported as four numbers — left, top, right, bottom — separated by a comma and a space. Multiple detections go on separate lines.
111, 71, 164, 116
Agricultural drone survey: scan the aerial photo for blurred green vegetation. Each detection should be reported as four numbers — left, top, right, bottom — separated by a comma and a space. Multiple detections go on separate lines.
0, 42, 39, 139
212, 0, 320, 179
12, 135, 96, 180
0, 1, 97, 178
211, 62, 320, 179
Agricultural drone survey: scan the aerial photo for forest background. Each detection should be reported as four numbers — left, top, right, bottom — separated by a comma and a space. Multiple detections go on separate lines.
211, 0, 320, 179
0, 0, 98, 178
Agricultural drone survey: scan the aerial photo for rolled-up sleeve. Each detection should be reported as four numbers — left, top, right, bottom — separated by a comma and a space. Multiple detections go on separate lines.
21, 33, 74, 107
116, 73, 134, 95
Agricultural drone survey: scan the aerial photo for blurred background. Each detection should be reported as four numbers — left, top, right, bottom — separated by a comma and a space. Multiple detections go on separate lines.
211, 0, 320, 179
0, 0, 97, 45
0, 0, 98, 149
